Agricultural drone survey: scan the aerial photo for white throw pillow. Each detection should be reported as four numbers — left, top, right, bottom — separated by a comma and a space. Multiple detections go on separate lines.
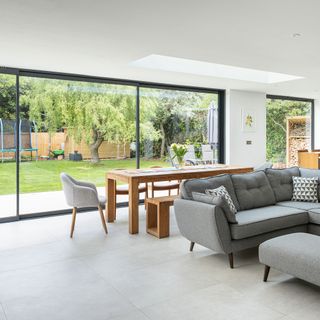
205, 185, 237, 214
292, 176, 318, 203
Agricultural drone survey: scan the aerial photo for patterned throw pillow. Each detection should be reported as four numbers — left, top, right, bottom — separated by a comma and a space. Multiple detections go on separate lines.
205, 185, 237, 214
292, 176, 318, 203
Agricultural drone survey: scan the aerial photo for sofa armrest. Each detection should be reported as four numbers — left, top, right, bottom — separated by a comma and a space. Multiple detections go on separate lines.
174, 199, 232, 254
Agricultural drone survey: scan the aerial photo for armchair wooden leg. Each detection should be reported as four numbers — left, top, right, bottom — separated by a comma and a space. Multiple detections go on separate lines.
98, 205, 108, 234
263, 265, 270, 282
70, 207, 77, 238
228, 253, 234, 269
190, 241, 195, 252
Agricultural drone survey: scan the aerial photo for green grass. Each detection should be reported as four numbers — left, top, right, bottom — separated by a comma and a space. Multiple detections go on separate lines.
0, 159, 169, 195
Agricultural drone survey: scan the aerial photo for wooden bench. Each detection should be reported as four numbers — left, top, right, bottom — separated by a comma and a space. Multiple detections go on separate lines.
145, 195, 178, 238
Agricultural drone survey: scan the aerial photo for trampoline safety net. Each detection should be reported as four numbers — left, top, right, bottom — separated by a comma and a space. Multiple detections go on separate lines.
0, 119, 38, 161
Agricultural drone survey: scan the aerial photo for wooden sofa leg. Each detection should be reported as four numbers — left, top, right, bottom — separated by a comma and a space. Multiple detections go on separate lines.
263, 265, 270, 282
70, 207, 77, 238
228, 253, 234, 269
190, 241, 195, 252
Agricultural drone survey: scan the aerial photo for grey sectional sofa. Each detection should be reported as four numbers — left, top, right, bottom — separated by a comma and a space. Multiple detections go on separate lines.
174, 167, 320, 268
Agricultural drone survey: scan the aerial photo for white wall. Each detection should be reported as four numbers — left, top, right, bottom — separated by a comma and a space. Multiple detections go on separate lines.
225, 90, 267, 167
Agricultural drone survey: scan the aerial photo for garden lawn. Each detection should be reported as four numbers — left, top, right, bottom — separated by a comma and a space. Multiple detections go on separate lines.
0, 159, 169, 195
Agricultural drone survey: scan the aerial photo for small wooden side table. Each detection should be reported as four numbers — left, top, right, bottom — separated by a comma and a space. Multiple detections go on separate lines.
145, 195, 178, 238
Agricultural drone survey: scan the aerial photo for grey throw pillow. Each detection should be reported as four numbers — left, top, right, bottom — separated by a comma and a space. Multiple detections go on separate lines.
292, 176, 318, 203
205, 185, 237, 214
192, 192, 238, 224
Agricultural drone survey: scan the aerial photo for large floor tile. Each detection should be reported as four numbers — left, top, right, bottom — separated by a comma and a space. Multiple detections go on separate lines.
0, 241, 81, 273
2, 286, 137, 320
284, 300, 320, 320
142, 283, 284, 320
109, 309, 150, 320
246, 275, 320, 315
108, 253, 219, 308
0, 258, 104, 301
0, 304, 6, 320
0, 259, 137, 320
80, 236, 190, 282
0, 219, 57, 251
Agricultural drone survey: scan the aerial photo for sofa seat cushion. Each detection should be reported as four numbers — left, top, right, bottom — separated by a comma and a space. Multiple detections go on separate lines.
265, 167, 300, 202
277, 201, 320, 211
307, 209, 320, 224
180, 174, 240, 210
230, 205, 308, 240
231, 171, 276, 210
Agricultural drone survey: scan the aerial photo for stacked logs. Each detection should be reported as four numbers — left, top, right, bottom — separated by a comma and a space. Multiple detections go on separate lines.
287, 120, 310, 167
288, 138, 309, 167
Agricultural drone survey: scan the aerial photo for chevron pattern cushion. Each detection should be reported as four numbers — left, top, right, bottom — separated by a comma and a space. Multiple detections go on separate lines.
205, 185, 237, 214
292, 176, 318, 203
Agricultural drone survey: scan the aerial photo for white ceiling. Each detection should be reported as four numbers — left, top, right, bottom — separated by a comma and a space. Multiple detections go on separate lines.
1, 0, 320, 99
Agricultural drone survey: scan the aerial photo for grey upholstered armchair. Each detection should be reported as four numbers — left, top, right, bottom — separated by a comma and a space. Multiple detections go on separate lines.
60, 173, 108, 238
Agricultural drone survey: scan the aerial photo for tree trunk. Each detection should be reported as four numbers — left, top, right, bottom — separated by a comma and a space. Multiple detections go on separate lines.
89, 130, 103, 163
160, 123, 166, 158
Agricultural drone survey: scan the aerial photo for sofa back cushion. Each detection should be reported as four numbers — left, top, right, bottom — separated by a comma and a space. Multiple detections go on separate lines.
231, 171, 276, 210
180, 174, 240, 210
265, 167, 300, 202
299, 168, 320, 198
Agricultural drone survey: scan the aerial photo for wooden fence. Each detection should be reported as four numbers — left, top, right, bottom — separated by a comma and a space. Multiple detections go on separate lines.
1, 132, 130, 160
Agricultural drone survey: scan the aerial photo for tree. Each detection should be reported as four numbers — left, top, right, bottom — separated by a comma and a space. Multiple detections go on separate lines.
140, 89, 214, 158
0, 74, 30, 119
20, 79, 144, 163
266, 99, 311, 163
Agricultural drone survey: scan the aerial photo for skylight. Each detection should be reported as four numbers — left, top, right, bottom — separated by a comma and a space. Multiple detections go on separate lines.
130, 55, 303, 84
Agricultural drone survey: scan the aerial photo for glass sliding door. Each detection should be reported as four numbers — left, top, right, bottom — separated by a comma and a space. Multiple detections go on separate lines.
139, 87, 220, 166
0, 66, 224, 220
0, 73, 17, 220
18, 76, 137, 215
266, 97, 312, 167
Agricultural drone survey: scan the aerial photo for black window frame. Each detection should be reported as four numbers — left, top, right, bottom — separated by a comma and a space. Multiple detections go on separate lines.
266, 94, 315, 160
0, 66, 225, 222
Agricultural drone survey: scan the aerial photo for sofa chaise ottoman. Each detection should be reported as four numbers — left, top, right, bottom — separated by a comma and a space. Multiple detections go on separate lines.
259, 232, 320, 286
174, 167, 320, 268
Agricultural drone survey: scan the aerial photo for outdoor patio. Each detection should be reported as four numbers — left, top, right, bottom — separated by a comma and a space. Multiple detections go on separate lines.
0, 186, 155, 219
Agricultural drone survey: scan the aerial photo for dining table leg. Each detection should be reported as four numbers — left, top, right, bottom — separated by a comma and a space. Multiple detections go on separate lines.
129, 178, 139, 234
106, 177, 116, 222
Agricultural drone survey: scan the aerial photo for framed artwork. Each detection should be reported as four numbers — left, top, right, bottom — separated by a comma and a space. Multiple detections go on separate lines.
241, 107, 256, 132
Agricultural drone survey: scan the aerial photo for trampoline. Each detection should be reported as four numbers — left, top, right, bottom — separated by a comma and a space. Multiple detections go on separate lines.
0, 119, 38, 162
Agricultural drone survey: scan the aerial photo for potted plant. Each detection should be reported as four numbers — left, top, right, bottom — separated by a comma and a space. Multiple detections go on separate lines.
171, 143, 188, 168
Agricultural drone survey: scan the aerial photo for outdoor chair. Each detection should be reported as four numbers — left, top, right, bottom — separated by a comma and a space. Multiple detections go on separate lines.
168, 145, 198, 166
201, 144, 214, 164
60, 173, 108, 238
183, 145, 198, 165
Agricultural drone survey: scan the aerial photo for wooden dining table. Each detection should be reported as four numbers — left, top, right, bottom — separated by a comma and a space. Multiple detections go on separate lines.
105, 164, 253, 234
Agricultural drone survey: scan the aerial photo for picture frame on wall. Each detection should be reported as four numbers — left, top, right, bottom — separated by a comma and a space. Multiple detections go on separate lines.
241, 107, 256, 132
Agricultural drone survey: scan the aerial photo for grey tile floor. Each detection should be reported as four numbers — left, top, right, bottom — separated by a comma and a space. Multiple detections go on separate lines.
0, 206, 319, 320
